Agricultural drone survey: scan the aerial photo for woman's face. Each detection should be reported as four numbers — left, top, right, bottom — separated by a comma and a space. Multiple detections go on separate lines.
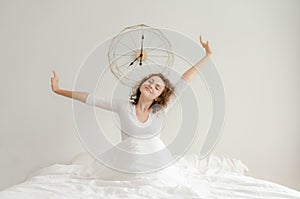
140, 75, 165, 101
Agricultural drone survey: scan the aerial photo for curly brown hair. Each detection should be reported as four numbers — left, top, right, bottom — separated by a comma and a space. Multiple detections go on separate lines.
130, 73, 174, 113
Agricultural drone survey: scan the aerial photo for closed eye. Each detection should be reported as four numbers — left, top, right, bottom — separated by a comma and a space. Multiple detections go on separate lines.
148, 78, 161, 90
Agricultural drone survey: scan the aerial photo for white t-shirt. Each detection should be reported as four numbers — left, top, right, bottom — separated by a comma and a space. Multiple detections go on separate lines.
85, 77, 189, 140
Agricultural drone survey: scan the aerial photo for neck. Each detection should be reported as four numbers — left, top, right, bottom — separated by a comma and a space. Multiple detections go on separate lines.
136, 95, 153, 112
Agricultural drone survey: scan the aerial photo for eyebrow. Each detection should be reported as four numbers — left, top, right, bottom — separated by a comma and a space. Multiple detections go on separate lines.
150, 78, 163, 89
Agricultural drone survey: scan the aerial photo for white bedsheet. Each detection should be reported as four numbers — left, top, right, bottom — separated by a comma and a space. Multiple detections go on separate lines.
0, 155, 299, 199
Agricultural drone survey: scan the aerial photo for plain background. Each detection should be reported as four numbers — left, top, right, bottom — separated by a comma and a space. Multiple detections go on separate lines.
0, 0, 299, 191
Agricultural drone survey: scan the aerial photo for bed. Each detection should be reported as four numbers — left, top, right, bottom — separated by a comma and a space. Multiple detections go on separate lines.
0, 152, 299, 199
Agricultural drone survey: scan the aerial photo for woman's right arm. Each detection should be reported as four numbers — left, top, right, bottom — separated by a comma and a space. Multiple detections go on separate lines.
51, 69, 89, 103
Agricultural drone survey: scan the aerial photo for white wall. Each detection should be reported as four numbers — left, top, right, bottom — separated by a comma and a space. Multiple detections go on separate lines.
0, 0, 299, 191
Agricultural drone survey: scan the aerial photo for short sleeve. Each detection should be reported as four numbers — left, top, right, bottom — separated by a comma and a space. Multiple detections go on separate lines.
165, 77, 189, 113
85, 93, 123, 113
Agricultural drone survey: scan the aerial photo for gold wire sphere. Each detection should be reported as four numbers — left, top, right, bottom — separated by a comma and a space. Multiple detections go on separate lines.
108, 24, 174, 87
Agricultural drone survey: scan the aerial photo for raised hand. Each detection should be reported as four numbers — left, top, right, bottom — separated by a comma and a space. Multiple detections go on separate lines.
51, 69, 60, 93
199, 35, 212, 56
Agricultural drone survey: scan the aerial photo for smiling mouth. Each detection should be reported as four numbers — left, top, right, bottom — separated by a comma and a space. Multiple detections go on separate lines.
145, 87, 152, 93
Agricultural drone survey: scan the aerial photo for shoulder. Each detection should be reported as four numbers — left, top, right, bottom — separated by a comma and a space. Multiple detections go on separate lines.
176, 76, 190, 86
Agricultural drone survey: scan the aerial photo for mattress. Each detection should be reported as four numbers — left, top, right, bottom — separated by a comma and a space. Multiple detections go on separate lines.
0, 153, 299, 199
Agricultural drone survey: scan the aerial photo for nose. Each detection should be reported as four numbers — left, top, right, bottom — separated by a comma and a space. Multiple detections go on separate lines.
147, 84, 153, 92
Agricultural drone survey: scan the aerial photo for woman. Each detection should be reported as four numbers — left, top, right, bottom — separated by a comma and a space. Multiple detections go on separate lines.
51, 35, 212, 181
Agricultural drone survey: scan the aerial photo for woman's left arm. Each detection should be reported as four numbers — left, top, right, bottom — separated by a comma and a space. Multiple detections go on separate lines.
182, 35, 212, 83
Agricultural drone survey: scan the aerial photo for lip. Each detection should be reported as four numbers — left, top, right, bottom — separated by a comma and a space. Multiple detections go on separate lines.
145, 87, 152, 93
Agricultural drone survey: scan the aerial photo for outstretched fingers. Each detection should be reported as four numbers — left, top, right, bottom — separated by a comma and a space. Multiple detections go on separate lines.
199, 35, 204, 45
199, 35, 209, 46
199, 35, 212, 55
52, 69, 57, 78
